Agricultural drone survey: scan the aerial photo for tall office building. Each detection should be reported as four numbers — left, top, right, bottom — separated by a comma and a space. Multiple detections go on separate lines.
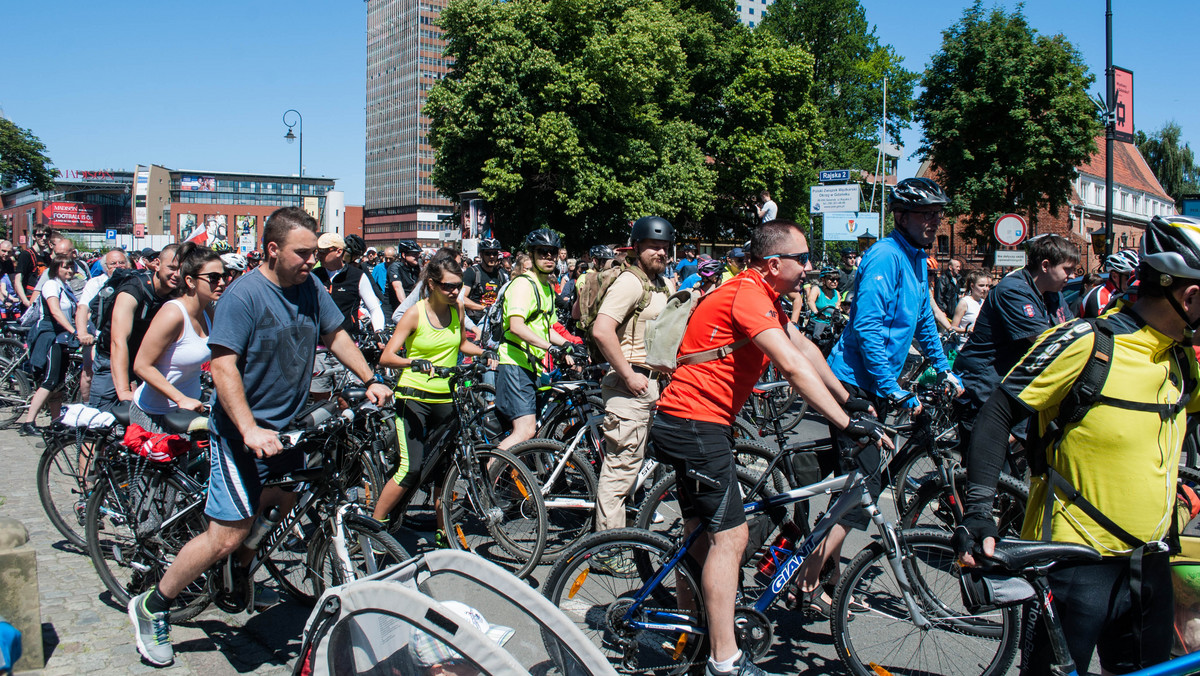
365, 0, 455, 249
736, 0, 773, 28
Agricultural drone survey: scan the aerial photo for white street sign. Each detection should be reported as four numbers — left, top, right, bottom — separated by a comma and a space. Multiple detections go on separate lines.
994, 250, 1027, 267
810, 185, 861, 213
993, 213, 1028, 247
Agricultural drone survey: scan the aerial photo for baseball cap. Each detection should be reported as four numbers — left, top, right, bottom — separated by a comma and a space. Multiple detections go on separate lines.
317, 232, 346, 250
729, 247, 745, 259
366, 246, 377, 254
140, 247, 159, 260
411, 600, 514, 667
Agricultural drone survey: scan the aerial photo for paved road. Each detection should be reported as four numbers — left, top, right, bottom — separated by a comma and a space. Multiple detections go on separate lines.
0, 426, 309, 675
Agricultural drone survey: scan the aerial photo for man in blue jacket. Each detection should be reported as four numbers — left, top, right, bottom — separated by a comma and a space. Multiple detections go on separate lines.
793, 177, 962, 617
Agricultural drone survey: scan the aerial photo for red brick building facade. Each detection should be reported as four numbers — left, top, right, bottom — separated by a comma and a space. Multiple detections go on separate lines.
921, 137, 1175, 273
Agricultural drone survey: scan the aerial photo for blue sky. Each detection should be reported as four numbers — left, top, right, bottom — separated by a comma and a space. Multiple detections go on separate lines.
1, 1, 1195, 206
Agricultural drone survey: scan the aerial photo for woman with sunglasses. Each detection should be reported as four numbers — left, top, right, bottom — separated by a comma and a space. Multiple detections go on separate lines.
372, 252, 484, 541
17, 255, 80, 436
130, 243, 224, 433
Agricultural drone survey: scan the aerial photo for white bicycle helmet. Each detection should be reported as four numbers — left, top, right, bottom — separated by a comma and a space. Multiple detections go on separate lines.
220, 253, 248, 272
1104, 249, 1140, 275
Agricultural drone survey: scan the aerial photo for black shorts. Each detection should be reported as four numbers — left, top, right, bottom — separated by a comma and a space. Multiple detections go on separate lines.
650, 412, 744, 533
495, 363, 538, 425
1023, 553, 1173, 675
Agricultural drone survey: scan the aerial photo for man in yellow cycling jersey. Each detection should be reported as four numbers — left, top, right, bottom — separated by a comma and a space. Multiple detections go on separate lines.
957, 215, 1200, 673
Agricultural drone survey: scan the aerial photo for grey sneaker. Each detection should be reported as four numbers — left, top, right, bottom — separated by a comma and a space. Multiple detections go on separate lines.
706, 651, 781, 676
253, 582, 280, 610
128, 591, 174, 666
590, 551, 637, 577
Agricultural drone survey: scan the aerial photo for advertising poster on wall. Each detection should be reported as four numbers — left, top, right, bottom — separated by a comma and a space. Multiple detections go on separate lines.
235, 216, 257, 254
462, 199, 492, 240
203, 215, 229, 249
42, 202, 102, 229
179, 213, 198, 240
822, 212, 881, 242
303, 197, 320, 223
181, 176, 216, 192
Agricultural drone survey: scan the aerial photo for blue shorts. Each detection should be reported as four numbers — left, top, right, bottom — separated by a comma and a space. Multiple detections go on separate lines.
205, 425, 303, 522
495, 363, 538, 425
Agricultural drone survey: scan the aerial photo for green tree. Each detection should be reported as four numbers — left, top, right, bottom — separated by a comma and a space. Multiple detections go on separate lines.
427, 0, 820, 247
1137, 122, 1200, 209
916, 2, 1100, 250
0, 119, 56, 192
759, 0, 918, 174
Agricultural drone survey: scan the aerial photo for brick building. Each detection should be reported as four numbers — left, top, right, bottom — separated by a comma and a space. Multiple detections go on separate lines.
921, 136, 1175, 272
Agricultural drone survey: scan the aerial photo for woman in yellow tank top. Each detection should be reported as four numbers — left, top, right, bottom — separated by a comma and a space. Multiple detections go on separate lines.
372, 253, 484, 541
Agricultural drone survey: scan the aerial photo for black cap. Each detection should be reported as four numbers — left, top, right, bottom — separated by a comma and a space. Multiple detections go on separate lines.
141, 248, 159, 260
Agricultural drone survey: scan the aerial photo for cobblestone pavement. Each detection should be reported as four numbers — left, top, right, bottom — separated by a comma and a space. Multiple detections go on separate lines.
0, 427, 308, 675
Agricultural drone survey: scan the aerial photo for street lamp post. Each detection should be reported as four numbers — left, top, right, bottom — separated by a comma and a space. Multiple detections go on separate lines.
283, 109, 303, 178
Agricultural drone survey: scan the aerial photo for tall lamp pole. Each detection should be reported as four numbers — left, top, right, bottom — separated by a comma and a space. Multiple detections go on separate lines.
1103, 1, 1114, 257
283, 109, 303, 178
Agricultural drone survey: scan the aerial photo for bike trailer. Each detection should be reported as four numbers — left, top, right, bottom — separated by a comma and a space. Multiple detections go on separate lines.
293, 549, 616, 675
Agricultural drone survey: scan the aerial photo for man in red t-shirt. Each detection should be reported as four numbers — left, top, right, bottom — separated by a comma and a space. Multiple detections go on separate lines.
651, 220, 890, 676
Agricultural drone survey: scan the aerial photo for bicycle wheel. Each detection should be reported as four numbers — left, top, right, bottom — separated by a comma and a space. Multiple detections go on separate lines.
305, 512, 411, 599
439, 447, 548, 580
831, 528, 1019, 676
510, 439, 597, 562
262, 507, 323, 606
889, 441, 947, 514
0, 361, 31, 429
0, 338, 24, 364
901, 470, 1028, 537
38, 433, 110, 547
86, 468, 213, 621
542, 528, 707, 675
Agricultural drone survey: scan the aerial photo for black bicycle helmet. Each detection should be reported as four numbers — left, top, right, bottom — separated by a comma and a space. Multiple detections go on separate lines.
522, 228, 562, 251
478, 237, 502, 252
1141, 215, 1200, 280
630, 216, 675, 244
888, 178, 950, 212
681, 243, 697, 253
397, 239, 422, 255
820, 266, 839, 278
344, 234, 367, 258
589, 244, 615, 260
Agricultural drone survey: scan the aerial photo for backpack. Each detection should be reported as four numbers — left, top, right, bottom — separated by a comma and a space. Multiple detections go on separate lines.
577, 262, 665, 357
477, 275, 544, 351
644, 286, 749, 372
1028, 316, 1196, 551
89, 268, 153, 353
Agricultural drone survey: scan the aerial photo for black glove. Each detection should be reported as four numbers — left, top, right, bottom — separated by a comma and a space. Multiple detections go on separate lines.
548, 345, 568, 362
409, 358, 434, 374
843, 396, 874, 416
952, 513, 999, 559
481, 350, 498, 364
843, 416, 887, 444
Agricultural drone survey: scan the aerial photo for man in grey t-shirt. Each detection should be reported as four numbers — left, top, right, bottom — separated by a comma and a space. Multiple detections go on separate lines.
128, 208, 391, 667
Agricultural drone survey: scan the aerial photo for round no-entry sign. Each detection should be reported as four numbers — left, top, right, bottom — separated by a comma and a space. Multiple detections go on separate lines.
994, 213, 1028, 247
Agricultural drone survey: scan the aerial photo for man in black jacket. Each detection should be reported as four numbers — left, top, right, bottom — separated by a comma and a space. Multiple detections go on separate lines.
934, 257, 963, 317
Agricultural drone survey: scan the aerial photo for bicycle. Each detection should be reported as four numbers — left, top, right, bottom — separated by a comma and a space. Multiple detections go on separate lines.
545, 421, 1018, 675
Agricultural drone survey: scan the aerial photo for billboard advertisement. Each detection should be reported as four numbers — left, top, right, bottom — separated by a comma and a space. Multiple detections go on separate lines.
822, 212, 880, 242
179, 213, 198, 240
462, 199, 492, 240
203, 215, 229, 249
236, 215, 257, 254
303, 197, 320, 223
180, 175, 216, 192
1114, 66, 1134, 143
42, 202, 101, 229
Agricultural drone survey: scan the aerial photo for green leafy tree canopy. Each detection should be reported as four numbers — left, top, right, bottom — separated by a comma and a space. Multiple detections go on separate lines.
427, 0, 820, 247
0, 119, 56, 192
916, 1, 1100, 250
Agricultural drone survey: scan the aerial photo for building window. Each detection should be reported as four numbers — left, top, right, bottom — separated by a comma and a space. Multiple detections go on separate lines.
748, 7, 754, 13
938, 235, 949, 254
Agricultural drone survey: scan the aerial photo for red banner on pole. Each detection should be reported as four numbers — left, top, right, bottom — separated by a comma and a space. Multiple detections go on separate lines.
1114, 66, 1134, 143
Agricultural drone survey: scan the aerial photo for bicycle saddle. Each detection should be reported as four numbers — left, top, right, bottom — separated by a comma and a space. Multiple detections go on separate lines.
162, 409, 209, 435
111, 401, 132, 426
552, 381, 587, 392
752, 381, 790, 394
987, 538, 1101, 572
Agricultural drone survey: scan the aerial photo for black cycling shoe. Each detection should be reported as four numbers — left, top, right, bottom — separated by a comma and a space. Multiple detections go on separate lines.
18, 422, 40, 437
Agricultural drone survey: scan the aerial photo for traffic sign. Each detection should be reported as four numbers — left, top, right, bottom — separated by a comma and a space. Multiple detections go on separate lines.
994, 250, 1027, 267
993, 213, 1028, 247
105, 229, 117, 240
818, 169, 852, 183
810, 185, 861, 213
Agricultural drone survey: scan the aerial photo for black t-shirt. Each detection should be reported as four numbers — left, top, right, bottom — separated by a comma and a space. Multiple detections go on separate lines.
98, 274, 170, 371
15, 248, 48, 293
386, 261, 420, 307
463, 264, 508, 322
955, 268, 1073, 406
0, 258, 14, 277
312, 264, 366, 334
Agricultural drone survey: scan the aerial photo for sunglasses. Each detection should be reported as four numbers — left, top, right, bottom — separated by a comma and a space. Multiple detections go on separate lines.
763, 252, 811, 265
194, 272, 229, 285
533, 248, 558, 258
317, 247, 341, 256
34, 233, 48, 238
436, 280, 463, 293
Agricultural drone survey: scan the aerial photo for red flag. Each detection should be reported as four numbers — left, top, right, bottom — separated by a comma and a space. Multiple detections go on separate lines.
183, 227, 207, 245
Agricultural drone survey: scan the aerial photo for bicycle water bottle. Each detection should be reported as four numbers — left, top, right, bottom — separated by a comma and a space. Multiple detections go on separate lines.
754, 520, 804, 584
244, 507, 282, 550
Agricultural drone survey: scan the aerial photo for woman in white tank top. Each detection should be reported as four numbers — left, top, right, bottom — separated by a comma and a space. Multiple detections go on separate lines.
950, 270, 992, 350
132, 243, 226, 433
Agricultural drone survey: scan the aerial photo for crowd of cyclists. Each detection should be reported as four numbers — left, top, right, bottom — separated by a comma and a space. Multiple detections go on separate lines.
9, 176, 1200, 675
